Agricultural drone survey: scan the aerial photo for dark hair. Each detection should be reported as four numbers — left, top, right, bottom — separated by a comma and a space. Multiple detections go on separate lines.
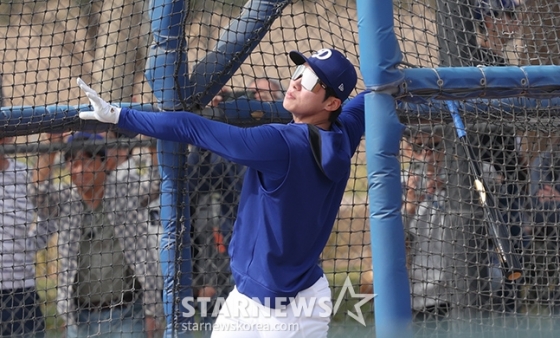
324, 86, 342, 123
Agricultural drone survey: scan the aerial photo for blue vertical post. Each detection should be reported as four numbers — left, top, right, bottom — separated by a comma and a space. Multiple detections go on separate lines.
146, 0, 190, 110
356, 0, 413, 337
146, 0, 193, 337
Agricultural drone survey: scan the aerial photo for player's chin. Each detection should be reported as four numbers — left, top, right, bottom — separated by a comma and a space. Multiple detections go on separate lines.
282, 98, 297, 113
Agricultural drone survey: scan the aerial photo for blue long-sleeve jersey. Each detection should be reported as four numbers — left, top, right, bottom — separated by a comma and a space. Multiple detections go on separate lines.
117, 92, 367, 305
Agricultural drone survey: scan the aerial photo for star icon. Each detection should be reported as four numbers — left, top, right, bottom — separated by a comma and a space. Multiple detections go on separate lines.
332, 276, 376, 326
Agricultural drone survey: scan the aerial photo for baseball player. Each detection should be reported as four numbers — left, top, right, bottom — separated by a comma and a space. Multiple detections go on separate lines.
77, 48, 366, 337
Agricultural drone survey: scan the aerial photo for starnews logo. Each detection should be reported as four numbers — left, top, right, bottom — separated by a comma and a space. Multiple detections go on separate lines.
332, 276, 376, 326
181, 276, 376, 326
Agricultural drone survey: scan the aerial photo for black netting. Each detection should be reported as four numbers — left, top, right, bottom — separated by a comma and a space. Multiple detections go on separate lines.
2, 0, 560, 337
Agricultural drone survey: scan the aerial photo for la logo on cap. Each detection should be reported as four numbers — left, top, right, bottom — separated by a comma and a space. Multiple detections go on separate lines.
311, 49, 332, 60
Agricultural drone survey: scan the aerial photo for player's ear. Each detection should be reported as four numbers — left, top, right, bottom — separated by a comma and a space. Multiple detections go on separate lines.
324, 96, 341, 112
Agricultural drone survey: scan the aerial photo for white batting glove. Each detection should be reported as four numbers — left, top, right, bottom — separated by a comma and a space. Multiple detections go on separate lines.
77, 78, 121, 124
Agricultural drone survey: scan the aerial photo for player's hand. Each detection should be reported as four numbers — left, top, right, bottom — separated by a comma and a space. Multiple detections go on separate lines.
209, 86, 233, 107
77, 78, 121, 124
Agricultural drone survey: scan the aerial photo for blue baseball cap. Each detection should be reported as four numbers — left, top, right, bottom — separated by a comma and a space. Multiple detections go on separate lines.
64, 132, 106, 161
289, 48, 357, 102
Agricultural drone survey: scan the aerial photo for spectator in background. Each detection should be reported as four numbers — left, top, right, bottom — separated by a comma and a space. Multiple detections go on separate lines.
207, 78, 284, 108
472, 0, 522, 65
246, 77, 284, 101
30, 132, 163, 338
102, 130, 133, 172
436, 0, 521, 67
103, 130, 160, 208
403, 151, 503, 319
433, 0, 526, 318
104, 131, 164, 319
400, 127, 444, 218
468, 1, 528, 282
400, 128, 446, 276
0, 136, 49, 337
401, 127, 513, 318
516, 0, 560, 65
529, 141, 560, 223
526, 141, 560, 312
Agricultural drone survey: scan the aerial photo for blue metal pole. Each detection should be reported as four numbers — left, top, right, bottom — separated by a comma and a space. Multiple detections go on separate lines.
157, 140, 193, 338
146, 0, 193, 336
145, 0, 189, 110
356, 0, 413, 336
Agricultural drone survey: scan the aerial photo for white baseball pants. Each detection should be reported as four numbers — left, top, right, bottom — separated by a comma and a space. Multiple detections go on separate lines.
211, 275, 332, 338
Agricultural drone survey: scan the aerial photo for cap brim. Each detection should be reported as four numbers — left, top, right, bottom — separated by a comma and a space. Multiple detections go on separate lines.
289, 51, 308, 66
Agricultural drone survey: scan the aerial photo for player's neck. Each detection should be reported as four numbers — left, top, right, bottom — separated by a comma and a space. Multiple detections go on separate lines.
293, 112, 331, 130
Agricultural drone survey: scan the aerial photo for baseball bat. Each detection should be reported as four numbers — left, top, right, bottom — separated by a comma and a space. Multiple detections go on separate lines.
446, 100, 523, 281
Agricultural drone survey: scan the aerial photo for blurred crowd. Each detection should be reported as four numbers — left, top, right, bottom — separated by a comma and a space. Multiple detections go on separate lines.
398, 124, 560, 319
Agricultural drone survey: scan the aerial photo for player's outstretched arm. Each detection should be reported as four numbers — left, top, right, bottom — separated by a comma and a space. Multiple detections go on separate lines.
76, 78, 290, 178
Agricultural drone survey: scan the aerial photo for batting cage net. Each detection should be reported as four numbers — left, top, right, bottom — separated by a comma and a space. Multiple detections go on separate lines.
1, 0, 560, 337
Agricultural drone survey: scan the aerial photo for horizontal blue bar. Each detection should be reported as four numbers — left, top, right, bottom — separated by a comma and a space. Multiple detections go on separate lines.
400, 65, 560, 101
0, 100, 291, 137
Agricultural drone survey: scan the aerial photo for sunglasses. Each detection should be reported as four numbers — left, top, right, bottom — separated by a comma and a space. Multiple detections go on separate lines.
291, 65, 328, 93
